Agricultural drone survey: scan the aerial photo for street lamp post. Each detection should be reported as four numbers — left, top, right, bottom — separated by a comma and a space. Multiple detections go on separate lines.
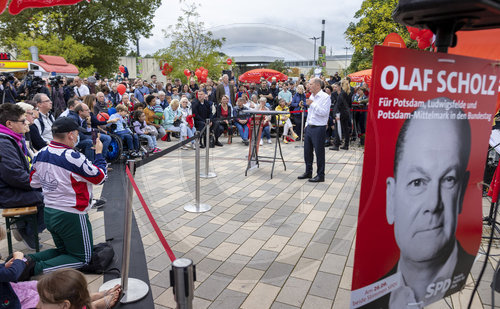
343, 46, 350, 76
309, 36, 320, 71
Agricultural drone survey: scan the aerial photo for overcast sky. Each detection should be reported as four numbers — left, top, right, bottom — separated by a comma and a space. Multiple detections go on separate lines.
139, 0, 363, 60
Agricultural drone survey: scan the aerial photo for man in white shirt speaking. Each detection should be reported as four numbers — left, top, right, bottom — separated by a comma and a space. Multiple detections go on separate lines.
297, 78, 330, 183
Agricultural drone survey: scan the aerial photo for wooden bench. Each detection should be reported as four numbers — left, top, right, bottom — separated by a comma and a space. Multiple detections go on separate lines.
2, 206, 39, 254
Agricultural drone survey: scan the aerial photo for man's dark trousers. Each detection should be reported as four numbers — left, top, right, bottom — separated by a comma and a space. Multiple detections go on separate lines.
304, 125, 326, 177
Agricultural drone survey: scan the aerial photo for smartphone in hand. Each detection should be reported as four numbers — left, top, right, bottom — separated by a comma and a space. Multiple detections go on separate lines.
91, 129, 98, 145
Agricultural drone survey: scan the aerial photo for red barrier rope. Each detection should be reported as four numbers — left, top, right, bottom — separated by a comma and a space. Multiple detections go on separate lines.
125, 166, 177, 262
286, 108, 368, 114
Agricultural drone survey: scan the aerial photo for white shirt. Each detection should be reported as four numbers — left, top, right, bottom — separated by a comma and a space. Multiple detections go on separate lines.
74, 84, 90, 97
306, 90, 330, 126
35, 112, 54, 142
59, 109, 70, 118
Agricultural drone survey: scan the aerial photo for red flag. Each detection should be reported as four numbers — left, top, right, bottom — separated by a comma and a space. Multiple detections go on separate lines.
2, 0, 88, 15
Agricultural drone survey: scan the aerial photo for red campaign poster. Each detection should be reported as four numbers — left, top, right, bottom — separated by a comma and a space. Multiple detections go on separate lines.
351, 45, 500, 309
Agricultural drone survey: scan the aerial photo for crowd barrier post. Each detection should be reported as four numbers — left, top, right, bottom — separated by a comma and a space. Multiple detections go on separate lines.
170, 258, 196, 309
184, 134, 212, 213
99, 160, 149, 303
295, 107, 305, 148
200, 118, 216, 178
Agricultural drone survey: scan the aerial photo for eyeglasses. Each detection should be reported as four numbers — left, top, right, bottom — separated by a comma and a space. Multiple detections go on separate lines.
9, 118, 27, 123
42, 99, 52, 103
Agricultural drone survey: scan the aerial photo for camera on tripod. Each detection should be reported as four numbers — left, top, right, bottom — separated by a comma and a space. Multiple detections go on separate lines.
0, 73, 15, 84
49, 75, 64, 89
22, 71, 46, 99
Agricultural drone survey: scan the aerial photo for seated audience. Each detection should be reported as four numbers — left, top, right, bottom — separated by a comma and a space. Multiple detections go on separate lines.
132, 110, 160, 153
275, 98, 299, 144
233, 97, 250, 145
108, 104, 141, 157
179, 97, 196, 149
257, 97, 272, 145
0, 103, 45, 249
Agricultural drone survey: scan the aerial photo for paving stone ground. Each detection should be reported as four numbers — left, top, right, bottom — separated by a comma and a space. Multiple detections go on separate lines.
1, 136, 499, 308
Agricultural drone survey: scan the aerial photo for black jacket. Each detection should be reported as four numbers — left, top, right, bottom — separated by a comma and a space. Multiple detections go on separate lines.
0, 133, 43, 208
192, 99, 213, 123
28, 123, 47, 151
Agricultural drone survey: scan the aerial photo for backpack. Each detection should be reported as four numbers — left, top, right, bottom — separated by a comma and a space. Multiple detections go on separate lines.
79, 240, 119, 274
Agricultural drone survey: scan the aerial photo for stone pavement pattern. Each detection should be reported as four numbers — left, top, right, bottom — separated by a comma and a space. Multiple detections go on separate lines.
1, 136, 499, 308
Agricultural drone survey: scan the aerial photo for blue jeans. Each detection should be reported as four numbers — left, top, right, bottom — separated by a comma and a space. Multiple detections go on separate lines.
76, 138, 94, 162
116, 130, 139, 151
235, 122, 249, 140
261, 126, 270, 140
185, 126, 196, 142
139, 134, 157, 149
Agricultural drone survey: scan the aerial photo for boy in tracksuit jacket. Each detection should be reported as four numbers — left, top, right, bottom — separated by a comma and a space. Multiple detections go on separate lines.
27, 117, 107, 276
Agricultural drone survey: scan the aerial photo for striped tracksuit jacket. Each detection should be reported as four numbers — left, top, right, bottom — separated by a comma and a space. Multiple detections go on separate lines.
29, 141, 107, 275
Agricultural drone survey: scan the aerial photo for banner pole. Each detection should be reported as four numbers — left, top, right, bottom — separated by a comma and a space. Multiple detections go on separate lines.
99, 160, 149, 303
185, 133, 211, 213
296, 107, 305, 148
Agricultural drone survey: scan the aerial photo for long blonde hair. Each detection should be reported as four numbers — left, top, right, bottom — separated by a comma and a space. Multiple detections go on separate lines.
341, 79, 350, 95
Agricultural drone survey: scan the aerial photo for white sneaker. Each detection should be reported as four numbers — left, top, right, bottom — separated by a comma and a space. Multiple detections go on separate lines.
260, 139, 263, 146
267, 139, 272, 144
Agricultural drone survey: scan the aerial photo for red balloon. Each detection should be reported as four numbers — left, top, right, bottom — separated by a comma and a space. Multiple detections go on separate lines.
163, 63, 169, 70
226, 58, 232, 65
119, 65, 125, 74
162, 69, 167, 76
201, 70, 208, 78
195, 69, 202, 77
117, 84, 126, 95
184, 69, 191, 77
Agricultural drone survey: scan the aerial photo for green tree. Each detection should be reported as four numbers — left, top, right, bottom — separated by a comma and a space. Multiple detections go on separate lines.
267, 60, 289, 74
345, 0, 417, 73
7, 33, 95, 76
155, 3, 228, 83
0, 0, 162, 76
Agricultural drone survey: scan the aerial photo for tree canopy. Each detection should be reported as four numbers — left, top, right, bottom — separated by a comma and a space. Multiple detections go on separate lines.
0, 0, 161, 76
155, 3, 229, 83
345, 0, 417, 73
267, 60, 289, 74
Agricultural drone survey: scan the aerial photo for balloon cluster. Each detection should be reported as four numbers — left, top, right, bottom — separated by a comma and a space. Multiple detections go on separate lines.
162, 63, 173, 76
406, 26, 434, 50
119, 65, 125, 74
186, 67, 208, 83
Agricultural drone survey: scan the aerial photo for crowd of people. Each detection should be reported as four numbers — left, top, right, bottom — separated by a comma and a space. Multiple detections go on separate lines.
0, 68, 369, 307
1, 70, 370, 155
